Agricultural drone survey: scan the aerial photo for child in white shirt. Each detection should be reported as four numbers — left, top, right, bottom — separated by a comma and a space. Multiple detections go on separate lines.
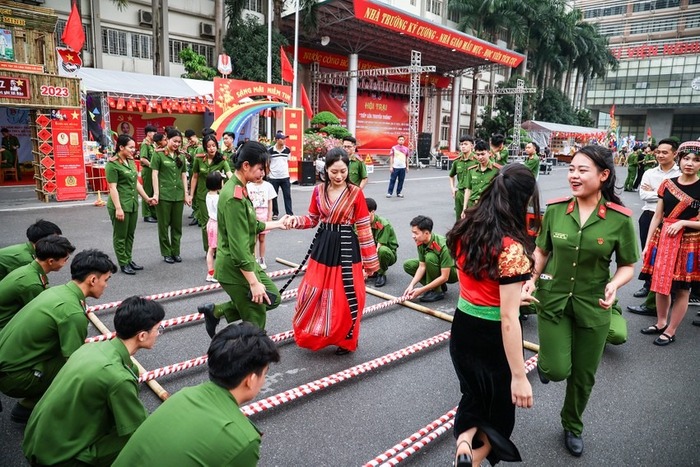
205, 171, 223, 282
247, 173, 277, 269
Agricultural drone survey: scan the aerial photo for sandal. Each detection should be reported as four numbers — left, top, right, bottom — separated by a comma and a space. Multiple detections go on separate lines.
454, 439, 473, 467
653, 333, 676, 346
640, 324, 668, 335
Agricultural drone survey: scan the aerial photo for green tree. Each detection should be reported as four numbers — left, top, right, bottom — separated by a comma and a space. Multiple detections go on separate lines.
222, 17, 288, 82
310, 111, 340, 127
575, 109, 595, 128
536, 87, 576, 124
179, 48, 217, 81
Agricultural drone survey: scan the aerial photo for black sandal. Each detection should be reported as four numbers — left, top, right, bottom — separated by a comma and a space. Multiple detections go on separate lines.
454, 439, 473, 467
640, 324, 667, 335
653, 333, 676, 346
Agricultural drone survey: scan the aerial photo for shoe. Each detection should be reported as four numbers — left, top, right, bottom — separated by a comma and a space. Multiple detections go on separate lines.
386, 194, 392, 198
120, 264, 136, 275
198, 303, 219, 338
163, 256, 175, 264
375, 273, 387, 287
144, 216, 158, 223
335, 347, 351, 355
564, 430, 583, 457
633, 286, 650, 298
454, 440, 473, 467
205, 274, 218, 283
419, 290, 445, 303
688, 296, 700, 306
189, 218, 199, 226
10, 403, 32, 424
536, 363, 549, 384
692, 319, 700, 326
440, 283, 448, 293
272, 214, 279, 220
173, 256, 182, 263
397, 193, 404, 198
626, 304, 656, 316
653, 333, 675, 346
129, 261, 144, 270
259, 258, 267, 270
640, 324, 667, 335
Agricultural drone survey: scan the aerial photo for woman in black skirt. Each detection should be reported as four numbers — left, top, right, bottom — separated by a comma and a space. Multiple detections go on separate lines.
445, 164, 539, 465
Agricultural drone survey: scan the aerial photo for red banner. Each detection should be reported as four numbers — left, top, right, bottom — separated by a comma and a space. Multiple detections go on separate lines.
0, 62, 43, 74
213, 78, 292, 116
52, 109, 87, 201
610, 40, 700, 60
110, 112, 178, 144
0, 76, 29, 99
284, 108, 304, 184
353, 0, 523, 68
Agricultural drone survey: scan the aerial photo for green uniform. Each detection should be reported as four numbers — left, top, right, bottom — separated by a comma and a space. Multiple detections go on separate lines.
151, 150, 187, 257
0, 281, 88, 407
348, 155, 368, 187
23, 339, 147, 466
0, 260, 47, 332
623, 151, 639, 191
0, 241, 35, 281
1, 134, 19, 168
491, 147, 509, 166
114, 381, 262, 467
222, 146, 236, 164
106, 158, 140, 267
212, 176, 280, 329
464, 162, 501, 208
523, 154, 540, 179
534, 196, 639, 436
403, 233, 458, 292
139, 141, 157, 219
192, 156, 232, 251
449, 152, 474, 221
371, 214, 398, 275
642, 152, 658, 170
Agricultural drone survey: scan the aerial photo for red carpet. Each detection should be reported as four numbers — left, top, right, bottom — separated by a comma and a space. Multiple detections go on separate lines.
1, 168, 36, 187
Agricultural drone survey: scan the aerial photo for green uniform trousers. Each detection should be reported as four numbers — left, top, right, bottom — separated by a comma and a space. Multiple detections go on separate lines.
537, 301, 609, 436
155, 200, 183, 257
74, 428, 128, 466
0, 354, 64, 407
644, 290, 657, 312
454, 189, 465, 221
108, 207, 138, 266
141, 168, 156, 219
403, 257, 458, 291
623, 166, 637, 191
214, 274, 280, 329
377, 245, 397, 275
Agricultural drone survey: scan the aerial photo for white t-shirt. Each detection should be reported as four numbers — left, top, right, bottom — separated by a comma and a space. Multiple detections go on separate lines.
268, 145, 291, 179
206, 192, 219, 221
247, 180, 277, 209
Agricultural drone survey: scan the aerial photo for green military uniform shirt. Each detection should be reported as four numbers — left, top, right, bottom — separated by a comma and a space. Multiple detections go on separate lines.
151, 151, 186, 201
106, 158, 139, 212
626, 151, 639, 168
114, 381, 262, 467
215, 176, 265, 284
23, 338, 147, 466
192, 157, 231, 200
465, 163, 500, 207
0, 281, 88, 373
535, 197, 639, 327
418, 233, 455, 269
492, 147, 509, 166
371, 214, 398, 253
642, 152, 658, 169
0, 260, 47, 331
1, 134, 19, 166
222, 147, 236, 163
348, 156, 368, 186
523, 154, 540, 178
139, 141, 156, 172
449, 153, 475, 190
0, 241, 35, 281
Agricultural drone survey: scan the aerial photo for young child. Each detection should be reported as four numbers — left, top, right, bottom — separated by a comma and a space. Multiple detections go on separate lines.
247, 171, 276, 269
205, 171, 223, 282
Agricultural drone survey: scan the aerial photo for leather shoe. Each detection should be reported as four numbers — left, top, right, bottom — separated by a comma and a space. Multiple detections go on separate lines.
419, 290, 445, 303
626, 304, 656, 316
10, 403, 32, 424
173, 255, 182, 263
120, 264, 136, 275
374, 273, 387, 287
440, 283, 448, 292
633, 286, 650, 298
129, 261, 144, 270
335, 347, 351, 355
198, 303, 219, 338
692, 319, 700, 327
564, 430, 583, 457
189, 218, 199, 226
163, 256, 175, 264
144, 216, 157, 223
536, 363, 549, 384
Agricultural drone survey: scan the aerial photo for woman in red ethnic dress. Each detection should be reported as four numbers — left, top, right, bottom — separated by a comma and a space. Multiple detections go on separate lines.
445, 164, 539, 466
639, 140, 700, 346
287, 148, 379, 355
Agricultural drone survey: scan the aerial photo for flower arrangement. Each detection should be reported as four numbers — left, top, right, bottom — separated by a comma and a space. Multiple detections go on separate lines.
303, 133, 341, 161
258, 135, 271, 147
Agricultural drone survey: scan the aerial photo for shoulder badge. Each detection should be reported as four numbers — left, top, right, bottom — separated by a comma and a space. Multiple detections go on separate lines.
430, 241, 442, 252
605, 201, 632, 217
373, 220, 384, 230
233, 185, 247, 200
466, 164, 478, 171
107, 156, 118, 162
546, 196, 573, 206
493, 163, 503, 169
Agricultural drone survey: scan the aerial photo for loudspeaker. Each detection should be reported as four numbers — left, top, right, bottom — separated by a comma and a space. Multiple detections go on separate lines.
418, 133, 432, 158
300, 161, 316, 186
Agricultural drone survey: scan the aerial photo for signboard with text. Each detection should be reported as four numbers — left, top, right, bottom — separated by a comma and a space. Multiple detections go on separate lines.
284, 108, 303, 184
0, 76, 28, 99
52, 109, 86, 201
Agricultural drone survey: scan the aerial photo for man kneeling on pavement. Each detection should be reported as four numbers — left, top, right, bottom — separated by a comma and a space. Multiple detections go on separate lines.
366, 198, 398, 288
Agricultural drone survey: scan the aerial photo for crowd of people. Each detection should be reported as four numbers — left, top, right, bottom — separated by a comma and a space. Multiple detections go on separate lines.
0, 124, 698, 465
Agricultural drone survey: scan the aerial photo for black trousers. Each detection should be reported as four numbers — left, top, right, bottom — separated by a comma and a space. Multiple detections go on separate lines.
269, 177, 293, 216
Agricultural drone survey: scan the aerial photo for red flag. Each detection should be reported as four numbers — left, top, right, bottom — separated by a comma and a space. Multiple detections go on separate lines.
609, 104, 615, 119
62, 1, 85, 52
280, 47, 294, 83
300, 86, 313, 119
646, 127, 652, 140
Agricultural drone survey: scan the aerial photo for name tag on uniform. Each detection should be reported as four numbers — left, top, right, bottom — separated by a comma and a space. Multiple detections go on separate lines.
553, 232, 568, 240
539, 273, 553, 280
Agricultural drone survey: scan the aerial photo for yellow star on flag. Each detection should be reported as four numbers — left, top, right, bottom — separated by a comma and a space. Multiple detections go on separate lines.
71, 111, 80, 119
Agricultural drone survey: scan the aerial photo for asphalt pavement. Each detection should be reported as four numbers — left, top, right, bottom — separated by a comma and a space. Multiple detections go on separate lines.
0, 164, 698, 466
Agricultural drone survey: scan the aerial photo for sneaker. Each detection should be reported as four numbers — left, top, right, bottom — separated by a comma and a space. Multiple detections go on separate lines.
259, 258, 267, 270
205, 274, 218, 283
397, 193, 404, 198
272, 214, 279, 220
386, 194, 392, 198
688, 296, 700, 306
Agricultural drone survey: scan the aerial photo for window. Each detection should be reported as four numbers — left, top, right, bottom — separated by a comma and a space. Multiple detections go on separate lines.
246, 0, 264, 13
448, 6, 460, 23
131, 33, 152, 59
440, 125, 450, 142
169, 40, 214, 66
102, 28, 127, 56
56, 19, 91, 51
426, 0, 442, 16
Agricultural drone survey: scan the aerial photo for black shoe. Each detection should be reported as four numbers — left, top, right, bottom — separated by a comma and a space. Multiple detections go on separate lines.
129, 261, 144, 270
626, 304, 656, 316
419, 290, 445, 303
173, 255, 182, 263
564, 430, 583, 457
189, 218, 199, 226
144, 216, 158, 223
198, 303, 219, 338
692, 319, 700, 327
335, 347, 351, 355
188, 212, 194, 218
163, 256, 175, 264
440, 283, 448, 292
272, 214, 279, 221
10, 403, 32, 424
633, 286, 650, 298
120, 264, 136, 275
536, 363, 549, 384
374, 273, 387, 287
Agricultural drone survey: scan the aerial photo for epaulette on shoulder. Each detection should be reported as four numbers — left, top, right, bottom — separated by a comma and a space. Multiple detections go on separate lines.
466, 164, 478, 170
605, 201, 633, 217
107, 156, 118, 162
493, 163, 503, 169
546, 196, 573, 205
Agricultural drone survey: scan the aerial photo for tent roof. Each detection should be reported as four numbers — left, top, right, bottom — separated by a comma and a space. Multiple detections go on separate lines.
74, 68, 213, 98
522, 120, 603, 135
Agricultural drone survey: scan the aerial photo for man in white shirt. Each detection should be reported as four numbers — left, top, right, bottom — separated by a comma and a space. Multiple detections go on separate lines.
387, 135, 409, 198
627, 138, 680, 316
268, 131, 293, 220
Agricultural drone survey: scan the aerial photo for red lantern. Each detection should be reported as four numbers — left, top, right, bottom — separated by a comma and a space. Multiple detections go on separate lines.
116, 98, 125, 110
108, 98, 116, 108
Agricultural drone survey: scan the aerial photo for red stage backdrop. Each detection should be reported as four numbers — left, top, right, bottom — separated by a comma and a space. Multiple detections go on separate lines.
318, 84, 409, 153
110, 112, 184, 145
52, 109, 86, 201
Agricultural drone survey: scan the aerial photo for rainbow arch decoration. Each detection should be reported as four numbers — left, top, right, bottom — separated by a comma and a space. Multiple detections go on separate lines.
211, 101, 288, 137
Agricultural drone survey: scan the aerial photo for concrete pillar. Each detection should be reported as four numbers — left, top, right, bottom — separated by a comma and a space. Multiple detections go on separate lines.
347, 53, 359, 136
644, 109, 674, 140
449, 75, 461, 152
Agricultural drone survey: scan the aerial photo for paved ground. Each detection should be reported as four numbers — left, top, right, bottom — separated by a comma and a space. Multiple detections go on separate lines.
0, 165, 698, 466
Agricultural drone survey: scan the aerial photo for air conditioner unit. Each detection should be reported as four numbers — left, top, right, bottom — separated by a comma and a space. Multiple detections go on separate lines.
200, 22, 215, 38
139, 10, 153, 26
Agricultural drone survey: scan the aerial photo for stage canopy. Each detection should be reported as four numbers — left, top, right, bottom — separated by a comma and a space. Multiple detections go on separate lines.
72, 67, 213, 99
